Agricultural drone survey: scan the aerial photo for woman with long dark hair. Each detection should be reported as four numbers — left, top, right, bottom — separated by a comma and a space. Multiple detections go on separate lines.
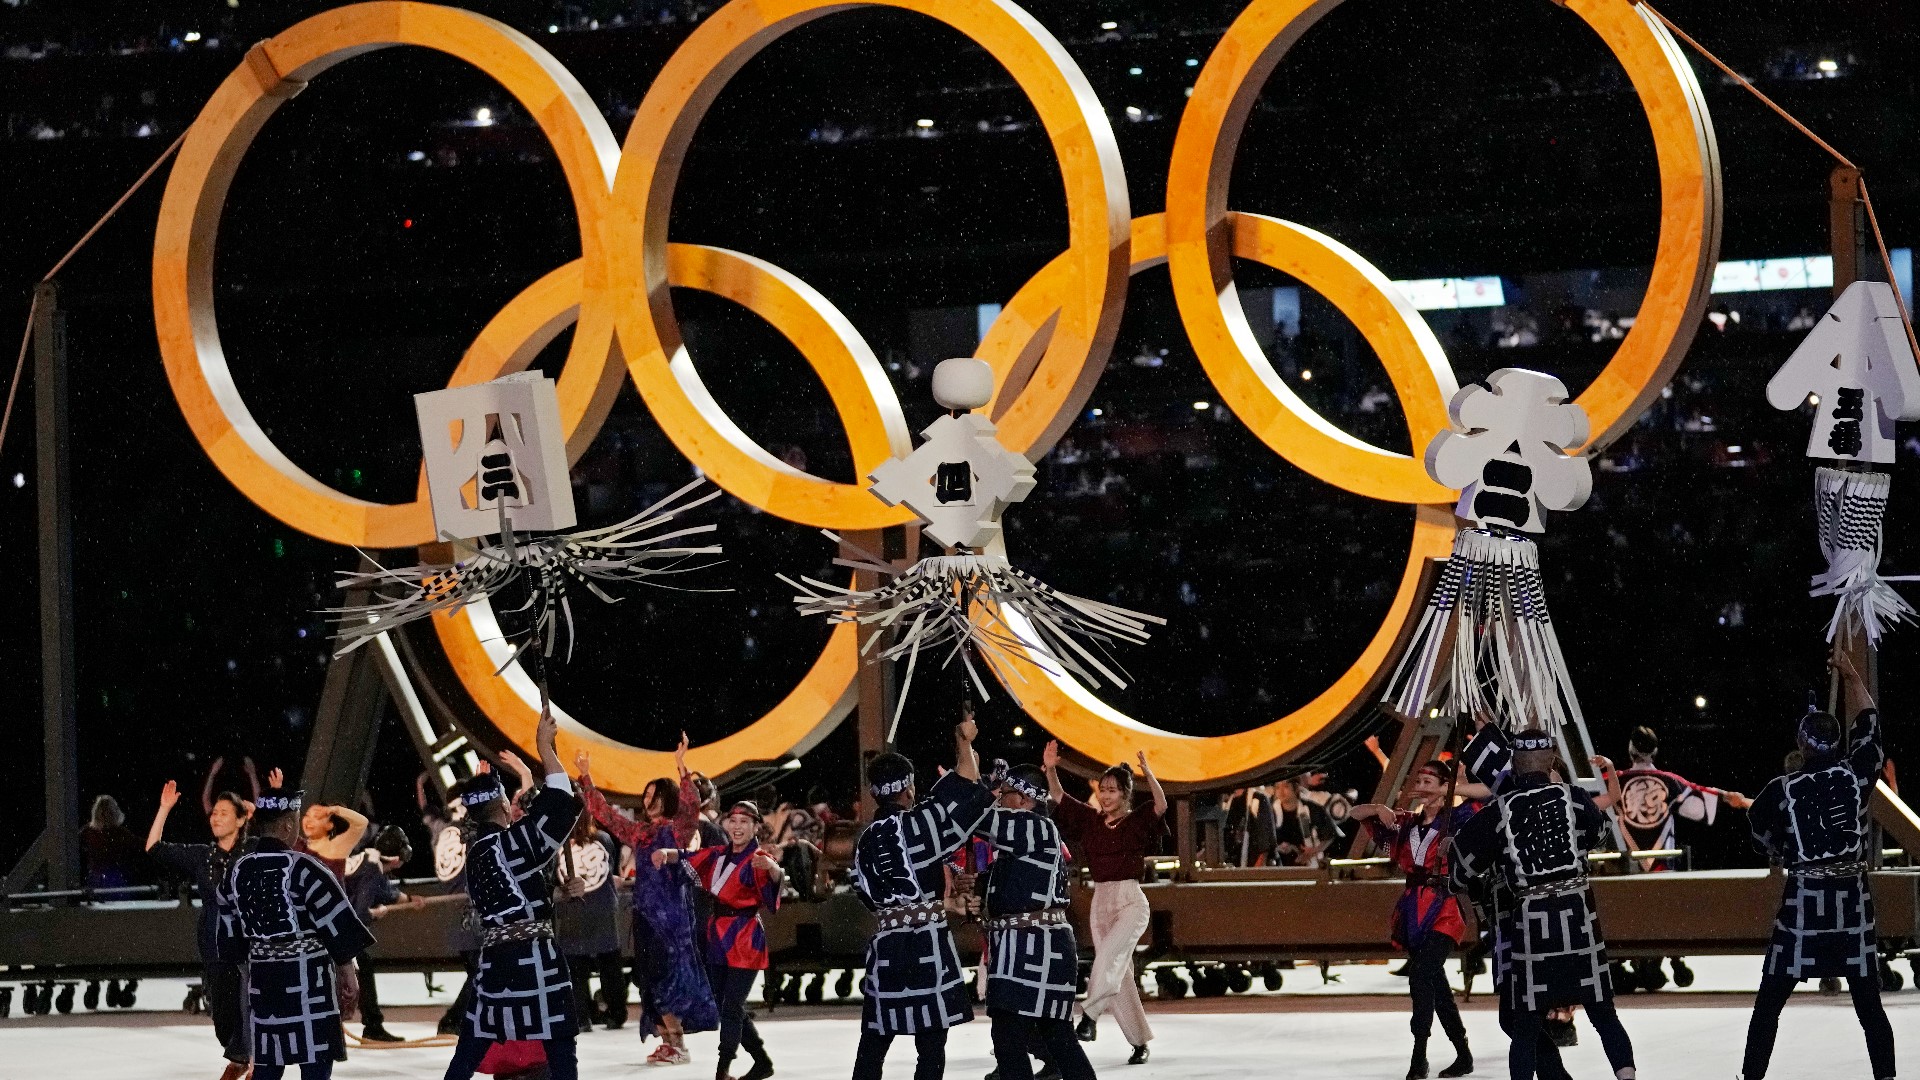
576, 735, 717, 1066
148, 779, 254, 1080
1045, 743, 1166, 1066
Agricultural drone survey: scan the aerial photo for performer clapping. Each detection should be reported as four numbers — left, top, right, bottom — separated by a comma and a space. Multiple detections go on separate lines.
577, 736, 717, 1066
1450, 728, 1635, 1080
654, 801, 782, 1080
975, 762, 1096, 1080
1740, 651, 1895, 1080
222, 784, 372, 1080
146, 779, 254, 1079
850, 714, 997, 1080
1047, 744, 1164, 1063
443, 709, 585, 1080
1350, 761, 1475, 1079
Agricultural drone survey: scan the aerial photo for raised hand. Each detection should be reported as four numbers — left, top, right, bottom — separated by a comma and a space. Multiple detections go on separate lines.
651, 847, 678, 868
957, 715, 979, 745
676, 731, 690, 764
477, 760, 493, 775
158, 780, 181, 811
574, 749, 592, 778
267, 767, 285, 789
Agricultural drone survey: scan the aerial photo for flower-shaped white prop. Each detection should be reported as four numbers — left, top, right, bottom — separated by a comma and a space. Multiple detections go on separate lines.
1426, 368, 1592, 533
784, 358, 1162, 731
1767, 281, 1920, 645
328, 373, 724, 679
1765, 280, 1920, 464
1389, 368, 1591, 734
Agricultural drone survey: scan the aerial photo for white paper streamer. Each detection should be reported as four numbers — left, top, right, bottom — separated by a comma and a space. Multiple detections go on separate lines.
327, 478, 725, 667
1385, 527, 1584, 734
1811, 466, 1917, 645
782, 534, 1165, 731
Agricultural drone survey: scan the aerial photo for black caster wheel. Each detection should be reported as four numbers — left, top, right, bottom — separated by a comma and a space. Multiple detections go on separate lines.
834, 969, 854, 999
183, 985, 205, 1014
84, 981, 100, 1011
55, 984, 75, 1014
1880, 961, 1905, 992
1151, 967, 1188, 1000
0, 986, 12, 1018
804, 973, 824, 1003
1225, 964, 1252, 994
1260, 963, 1284, 991
1670, 959, 1695, 988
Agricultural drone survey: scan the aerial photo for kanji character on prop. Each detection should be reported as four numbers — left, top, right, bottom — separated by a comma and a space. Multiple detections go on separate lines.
784, 358, 1162, 733
1426, 367, 1592, 532
1766, 280, 1920, 645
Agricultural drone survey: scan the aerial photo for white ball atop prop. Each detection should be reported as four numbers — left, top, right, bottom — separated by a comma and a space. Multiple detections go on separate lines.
932, 357, 995, 411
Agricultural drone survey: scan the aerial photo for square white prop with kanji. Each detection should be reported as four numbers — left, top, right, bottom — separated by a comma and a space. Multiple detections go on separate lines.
414, 372, 577, 540
1766, 279, 1920, 464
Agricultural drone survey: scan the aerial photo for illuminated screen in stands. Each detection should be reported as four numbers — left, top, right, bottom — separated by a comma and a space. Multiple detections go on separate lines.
1711, 249, 1912, 296
1391, 276, 1506, 311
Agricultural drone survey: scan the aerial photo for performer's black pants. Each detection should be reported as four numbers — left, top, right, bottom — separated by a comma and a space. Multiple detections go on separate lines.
354, 951, 383, 1029
710, 964, 767, 1074
568, 950, 629, 1028
851, 1026, 948, 1080
204, 962, 250, 1063
443, 1029, 578, 1080
989, 1010, 1094, 1080
252, 1065, 332, 1080
1500, 1000, 1633, 1080
1742, 973, 1894, 1079
1408, 935, 1467, 1045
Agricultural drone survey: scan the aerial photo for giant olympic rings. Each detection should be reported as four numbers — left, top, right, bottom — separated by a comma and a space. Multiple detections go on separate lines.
155, 0, 1719, 790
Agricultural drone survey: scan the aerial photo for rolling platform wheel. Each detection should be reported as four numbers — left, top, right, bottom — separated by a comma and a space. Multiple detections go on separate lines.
183, 984, 205, 1014
21, 984, 40, 1015
1259, 963, 1284, 991
84, 980, 100, 1010
1880, 959, 1905, 992
1634, 959, 1668, 993
34, 981, 55, 1014
1225, 964, 1253, 994
55, 983, 75, 1014
834, 969, 854, 999
804, 973, 824, 1003
0, 985, 12, 1018
1151, 966, 1188, 1000
1670, 958, 1695, 988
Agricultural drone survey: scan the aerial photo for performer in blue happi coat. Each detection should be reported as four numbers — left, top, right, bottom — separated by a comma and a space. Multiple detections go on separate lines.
1741, 650, 1895, 1080
851, 712, 996, 1080
222, 785, 372, 1079
443, 709, 585, 1080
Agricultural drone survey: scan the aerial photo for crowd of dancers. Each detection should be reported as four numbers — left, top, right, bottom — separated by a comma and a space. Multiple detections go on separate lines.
133, 650, 1896, 1080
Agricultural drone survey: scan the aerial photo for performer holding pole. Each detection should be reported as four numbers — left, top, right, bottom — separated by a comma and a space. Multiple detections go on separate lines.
1351, 761, 1475, 1079
653, 801, 783, 1080
1449, 726, 1634, 1080
222, 784, 372, 1080
850, 714, 997, 1080
976, 762, 1096, 1080
442, 708, 585, 1080
147, 779, 254, 1079
1740, 650, 1895, 1080
1045, 745, 1164, 1064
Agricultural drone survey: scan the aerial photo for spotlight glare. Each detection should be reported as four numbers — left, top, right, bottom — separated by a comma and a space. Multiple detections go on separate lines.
10, 472, 23, 488
1693, 695, 1707, 709
1192, 400, 1210, 411
1300, 369, 1313, 381
474, 107, 493, 125
1124, 105, 1142, 118
1012, 726, 1024, 737
1099, 20, 1118, 29
915, 117, 934, 128
1817, 58, 1838, 72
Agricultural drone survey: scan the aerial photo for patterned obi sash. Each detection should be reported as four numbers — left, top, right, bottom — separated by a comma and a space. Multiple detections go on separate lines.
1792, 860, 1867, 879
875, 900, 948, 931
1517, 876, 1589, 901
480, 919, 555, 947
984, 907, 1068, 932
250, 934, 327, 962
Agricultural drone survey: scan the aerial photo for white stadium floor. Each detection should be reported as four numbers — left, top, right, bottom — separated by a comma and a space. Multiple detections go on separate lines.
3, 957, 1911, 1079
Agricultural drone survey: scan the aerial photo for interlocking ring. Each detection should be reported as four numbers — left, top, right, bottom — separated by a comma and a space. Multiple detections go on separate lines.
155, 0, 1717, 789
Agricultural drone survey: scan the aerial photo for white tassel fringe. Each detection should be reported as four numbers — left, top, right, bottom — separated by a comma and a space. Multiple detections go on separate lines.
1385, 527, 1583, 734
1811, 466, 1916, 646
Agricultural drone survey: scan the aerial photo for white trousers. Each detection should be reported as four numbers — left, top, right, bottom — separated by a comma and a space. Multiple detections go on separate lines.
1080, 879, 1152, 1046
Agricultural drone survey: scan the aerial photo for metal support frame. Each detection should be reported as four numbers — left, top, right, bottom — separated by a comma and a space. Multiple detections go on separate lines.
299, 557, 393, 807
5, 282, 78, 896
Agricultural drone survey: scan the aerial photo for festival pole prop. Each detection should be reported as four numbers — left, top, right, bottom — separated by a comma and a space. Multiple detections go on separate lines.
325, 372, 726, 721
1386, 368, 1595, 748
784, 357, 1163, 740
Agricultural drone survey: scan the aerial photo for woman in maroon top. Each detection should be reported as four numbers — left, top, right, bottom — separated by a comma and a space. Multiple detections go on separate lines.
1044, 741, 1166, 1066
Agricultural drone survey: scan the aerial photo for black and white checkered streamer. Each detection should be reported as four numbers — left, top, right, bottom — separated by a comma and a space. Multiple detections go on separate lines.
1810, 466, 1916, 645
783, 534, 1164, 730
327, 478, 725, 667
1385, 527, 1583, 733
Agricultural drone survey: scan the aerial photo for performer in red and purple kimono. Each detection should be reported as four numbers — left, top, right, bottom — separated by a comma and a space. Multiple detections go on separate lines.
1352, 760, 1475, 1080
576, 735, 717, 1066
656, 801, 782, 1080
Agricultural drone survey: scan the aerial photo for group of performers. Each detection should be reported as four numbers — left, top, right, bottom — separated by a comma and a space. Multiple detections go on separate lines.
142, 650, 1897, 1080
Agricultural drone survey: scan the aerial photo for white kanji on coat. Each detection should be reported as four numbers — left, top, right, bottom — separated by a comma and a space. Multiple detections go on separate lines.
869, 413, 1037, 550
415, 371, 577, 540
1425, 368, 1593, 533
1765, 279, 1920, 464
